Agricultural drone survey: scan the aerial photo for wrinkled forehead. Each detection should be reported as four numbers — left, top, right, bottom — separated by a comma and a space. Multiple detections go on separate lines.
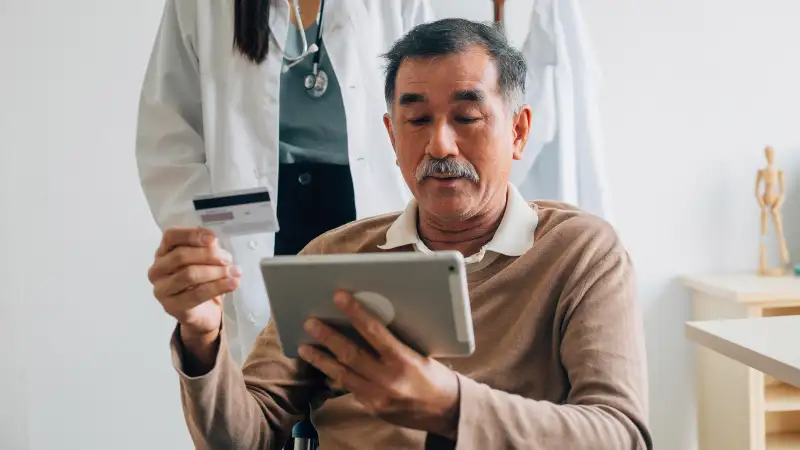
393, 46, 502, 106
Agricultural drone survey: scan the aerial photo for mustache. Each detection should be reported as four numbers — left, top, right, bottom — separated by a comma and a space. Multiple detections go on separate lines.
415, 157, 480, 184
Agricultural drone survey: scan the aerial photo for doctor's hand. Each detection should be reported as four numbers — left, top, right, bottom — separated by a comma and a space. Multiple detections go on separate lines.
148, 228, 240, 368
298, 291, 461, 440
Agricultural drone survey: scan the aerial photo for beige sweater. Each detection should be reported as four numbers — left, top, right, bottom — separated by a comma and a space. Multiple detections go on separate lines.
170, 201, 653, 449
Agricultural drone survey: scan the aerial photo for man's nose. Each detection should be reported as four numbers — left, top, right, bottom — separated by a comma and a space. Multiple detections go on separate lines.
425, 121, 459, 159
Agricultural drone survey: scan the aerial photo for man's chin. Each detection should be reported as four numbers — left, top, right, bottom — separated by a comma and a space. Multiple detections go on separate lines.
415, 178, 478, 210
417, 192, 475, 220
418, 176, 478, 194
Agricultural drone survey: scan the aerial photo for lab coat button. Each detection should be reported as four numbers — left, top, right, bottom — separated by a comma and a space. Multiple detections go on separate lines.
298, 172, 312, 185
248, 313, 257, 323
248, 239, 260, 249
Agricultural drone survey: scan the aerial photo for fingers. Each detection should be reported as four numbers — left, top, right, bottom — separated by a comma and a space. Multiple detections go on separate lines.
298, 344, 371, 394
156, 227, 215, 257
149, 245, 233, 282
303, 319, 383, 378
154, 264, 241, 298
334, 291, 405, 359
163, 277, 240, 314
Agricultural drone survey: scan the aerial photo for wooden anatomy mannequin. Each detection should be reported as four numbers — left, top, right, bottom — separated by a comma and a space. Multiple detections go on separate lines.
755, 146, 790, 276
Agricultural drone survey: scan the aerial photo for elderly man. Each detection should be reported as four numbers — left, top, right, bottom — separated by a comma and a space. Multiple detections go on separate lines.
148, 18, 652, 450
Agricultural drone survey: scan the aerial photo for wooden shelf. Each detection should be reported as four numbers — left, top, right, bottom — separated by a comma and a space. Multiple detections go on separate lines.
766, 383, 800, 412
766, 432, 800, 450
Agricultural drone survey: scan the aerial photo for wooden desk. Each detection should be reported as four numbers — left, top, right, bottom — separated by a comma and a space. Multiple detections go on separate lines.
682, 274, 800, 450
686, 316, 800, 388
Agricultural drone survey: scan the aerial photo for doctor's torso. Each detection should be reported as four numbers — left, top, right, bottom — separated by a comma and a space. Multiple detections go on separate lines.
188, 0, 407, 212
171, 0, 429, 362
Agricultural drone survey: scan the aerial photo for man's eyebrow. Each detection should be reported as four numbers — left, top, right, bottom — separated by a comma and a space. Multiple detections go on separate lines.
398, 93, 427, 105
452, 89, 485, 102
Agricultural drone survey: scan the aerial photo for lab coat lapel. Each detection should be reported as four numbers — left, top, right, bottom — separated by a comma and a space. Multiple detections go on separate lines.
323, 0, 411, 218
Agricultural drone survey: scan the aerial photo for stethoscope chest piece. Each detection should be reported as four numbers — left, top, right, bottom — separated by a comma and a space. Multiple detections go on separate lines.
304, 69, 329, 98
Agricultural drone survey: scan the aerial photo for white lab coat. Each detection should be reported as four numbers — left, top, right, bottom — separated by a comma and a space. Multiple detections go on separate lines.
510, 0, 613, 222
136, 0, 434, 364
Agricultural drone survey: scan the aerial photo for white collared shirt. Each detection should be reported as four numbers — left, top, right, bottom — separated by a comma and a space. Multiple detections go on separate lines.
378, 184, 540, 272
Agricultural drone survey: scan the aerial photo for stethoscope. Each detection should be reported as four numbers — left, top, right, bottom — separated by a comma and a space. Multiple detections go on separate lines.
282, 0, 328, 98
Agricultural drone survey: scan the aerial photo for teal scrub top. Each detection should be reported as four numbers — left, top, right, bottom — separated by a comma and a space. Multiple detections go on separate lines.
279, 21, 349, 165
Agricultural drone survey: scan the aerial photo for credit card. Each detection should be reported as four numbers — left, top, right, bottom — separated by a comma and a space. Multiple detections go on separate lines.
192, 187, 279, 236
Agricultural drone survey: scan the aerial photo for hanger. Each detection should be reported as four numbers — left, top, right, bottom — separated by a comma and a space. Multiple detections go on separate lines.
493, 0, 505, 24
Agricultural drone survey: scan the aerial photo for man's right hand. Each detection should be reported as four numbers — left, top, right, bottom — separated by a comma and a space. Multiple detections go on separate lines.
148, 228, 241, 368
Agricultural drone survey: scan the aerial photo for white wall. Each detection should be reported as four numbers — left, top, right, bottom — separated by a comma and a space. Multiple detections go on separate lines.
580, 1, 800, 448
2, 0, 800, 449
0, 1, 186, 449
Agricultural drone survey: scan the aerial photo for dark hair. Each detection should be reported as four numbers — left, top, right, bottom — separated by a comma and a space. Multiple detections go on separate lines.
382, 18, 527, 112
234, 0, 271, 64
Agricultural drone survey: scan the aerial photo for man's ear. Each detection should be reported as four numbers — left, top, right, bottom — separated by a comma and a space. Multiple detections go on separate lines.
383, 113, 398, 164
511, 105, 532, 160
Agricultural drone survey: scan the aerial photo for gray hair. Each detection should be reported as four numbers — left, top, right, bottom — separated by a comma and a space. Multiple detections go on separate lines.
382, 18, 526, 114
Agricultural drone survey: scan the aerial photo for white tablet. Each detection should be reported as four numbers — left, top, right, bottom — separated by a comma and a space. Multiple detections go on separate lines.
259, 251, 475, 359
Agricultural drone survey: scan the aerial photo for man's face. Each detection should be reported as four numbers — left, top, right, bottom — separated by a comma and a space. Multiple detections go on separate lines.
384, 46, 531, 221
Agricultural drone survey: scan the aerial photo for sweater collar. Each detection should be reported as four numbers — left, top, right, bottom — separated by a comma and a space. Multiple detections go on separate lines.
378, 184, 539, 265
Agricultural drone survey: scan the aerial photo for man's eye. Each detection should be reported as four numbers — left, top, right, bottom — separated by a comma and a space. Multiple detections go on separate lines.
455, 116, 481, 124
408, 116, 431, 126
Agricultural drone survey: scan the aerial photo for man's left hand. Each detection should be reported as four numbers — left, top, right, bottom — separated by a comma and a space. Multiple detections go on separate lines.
298, 291, 461, 440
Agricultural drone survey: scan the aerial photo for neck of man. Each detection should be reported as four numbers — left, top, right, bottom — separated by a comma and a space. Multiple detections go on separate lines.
417, 189, 508, 257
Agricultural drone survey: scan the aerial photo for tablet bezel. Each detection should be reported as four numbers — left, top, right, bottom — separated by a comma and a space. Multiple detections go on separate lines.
259, 250, 475, 359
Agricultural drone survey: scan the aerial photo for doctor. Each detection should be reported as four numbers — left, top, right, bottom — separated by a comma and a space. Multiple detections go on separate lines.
136, 0, 434, 364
